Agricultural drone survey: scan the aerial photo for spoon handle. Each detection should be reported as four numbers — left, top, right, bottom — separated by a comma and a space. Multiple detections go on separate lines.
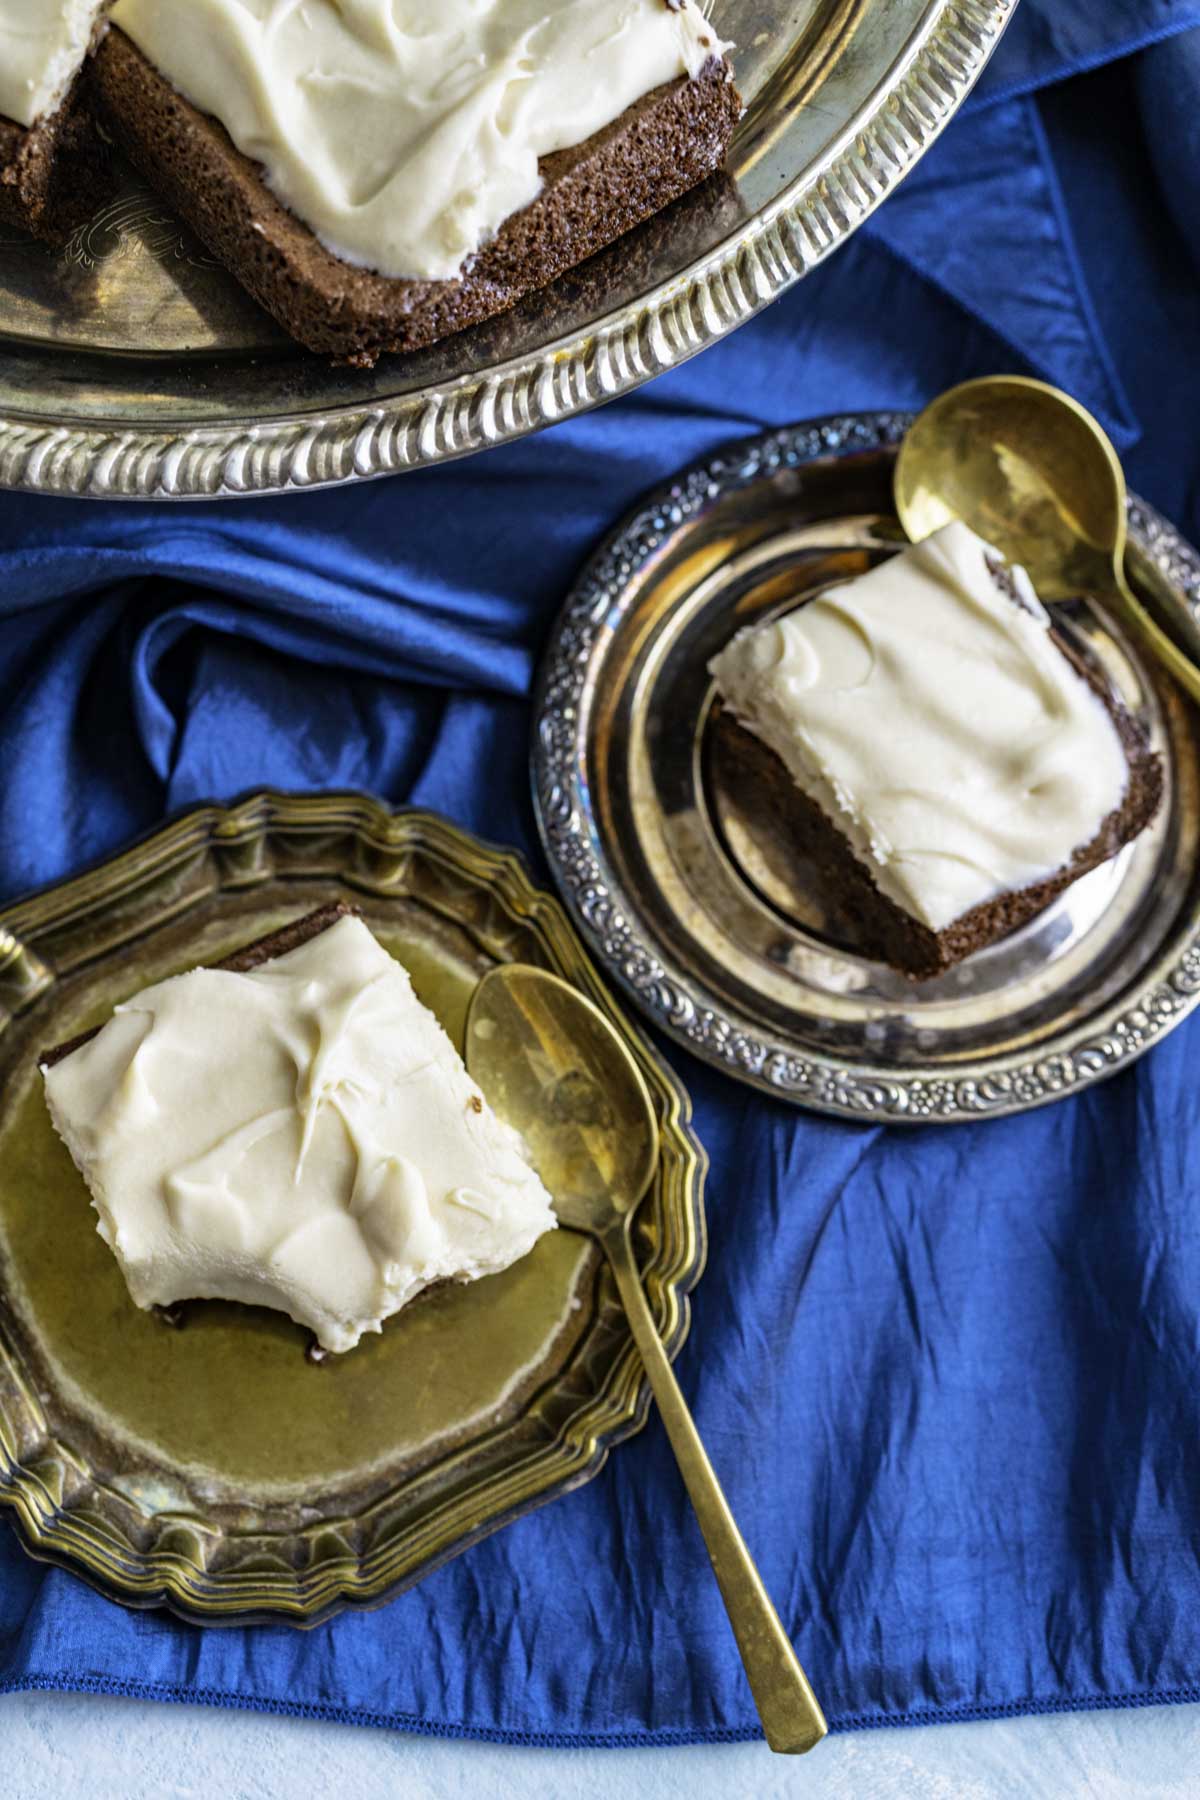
604, 1225, 827, 1755
1110, 569, 1200, 707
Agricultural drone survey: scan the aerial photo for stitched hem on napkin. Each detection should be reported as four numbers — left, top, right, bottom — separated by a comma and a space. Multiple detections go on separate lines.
4, 1674, 1200, 1745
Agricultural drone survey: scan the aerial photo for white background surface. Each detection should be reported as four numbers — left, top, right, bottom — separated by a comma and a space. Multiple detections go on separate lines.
3, 1691, 1199, 1799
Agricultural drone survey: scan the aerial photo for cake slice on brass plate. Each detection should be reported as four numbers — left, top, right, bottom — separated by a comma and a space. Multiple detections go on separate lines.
709, 521, 1163, 979
41, 907, 556, 1354
90, 0, 741, 363
0, 1, 111, 241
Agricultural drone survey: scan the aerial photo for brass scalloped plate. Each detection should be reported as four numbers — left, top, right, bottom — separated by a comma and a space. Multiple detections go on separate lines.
0, 794, 706, 1624
533, 414, 1200, 1122
0, 0, 1016, 498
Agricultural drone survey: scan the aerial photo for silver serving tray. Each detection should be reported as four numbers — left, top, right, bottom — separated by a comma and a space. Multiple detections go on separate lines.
532, 413, 1200, 1124
0, 1, 1014, 500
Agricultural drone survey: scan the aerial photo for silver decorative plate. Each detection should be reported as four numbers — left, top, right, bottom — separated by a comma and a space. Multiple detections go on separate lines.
532, 413, 1200, 1123
0, 1, 1015, 500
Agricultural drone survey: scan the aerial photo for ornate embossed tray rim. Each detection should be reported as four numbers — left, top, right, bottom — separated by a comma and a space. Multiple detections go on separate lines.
0, 793, 706, 1624
532, 412, 1200, 1124
0, 0, 1016, 500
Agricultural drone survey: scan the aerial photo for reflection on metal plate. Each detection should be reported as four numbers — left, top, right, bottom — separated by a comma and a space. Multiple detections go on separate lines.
533, 414, 1200, 1122
0, 1, 1015, 497
0, 795, 705, 1622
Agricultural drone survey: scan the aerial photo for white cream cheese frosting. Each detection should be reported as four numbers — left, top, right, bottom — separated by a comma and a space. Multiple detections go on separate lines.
709, 521, 1132, 934
0, 1, 104, 130
42, 915, 556, 1354
108, 0, 727, 281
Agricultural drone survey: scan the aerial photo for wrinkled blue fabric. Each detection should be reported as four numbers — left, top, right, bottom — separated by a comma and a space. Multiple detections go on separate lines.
971, 0, 1200, 107
1, 2, 1200, 1746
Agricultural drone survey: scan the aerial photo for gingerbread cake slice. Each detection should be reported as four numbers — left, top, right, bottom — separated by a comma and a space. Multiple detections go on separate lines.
41, 906, 556, 1355
0, 2, 111, 242
708, 521, 1163, 980
90, 1, 740, 363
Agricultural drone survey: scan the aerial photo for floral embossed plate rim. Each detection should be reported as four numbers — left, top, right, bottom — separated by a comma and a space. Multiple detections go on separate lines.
0, 792, 706, 1624
533, 411, 1200, 1123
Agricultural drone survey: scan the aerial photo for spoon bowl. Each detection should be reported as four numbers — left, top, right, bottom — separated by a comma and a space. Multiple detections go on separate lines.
466, 964, 658, 1234
466, 962, 828, 1755
894, 375, 1200, 703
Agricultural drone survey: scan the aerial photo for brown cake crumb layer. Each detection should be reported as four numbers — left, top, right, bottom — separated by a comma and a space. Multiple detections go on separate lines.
89, 30, 741, 365
0, 80, 112, 243
41, 901, 358, 1070
708, 640, 1164, 981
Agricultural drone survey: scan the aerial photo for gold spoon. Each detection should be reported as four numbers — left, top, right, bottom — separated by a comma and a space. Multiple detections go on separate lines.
893, 374, 1200, 706
466, 964, 828, 1756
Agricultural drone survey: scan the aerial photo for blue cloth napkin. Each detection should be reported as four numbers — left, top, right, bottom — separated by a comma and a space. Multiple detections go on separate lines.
2, 2, 1200, 1746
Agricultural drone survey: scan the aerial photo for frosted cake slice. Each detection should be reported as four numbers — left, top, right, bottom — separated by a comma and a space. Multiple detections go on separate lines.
91, 0, 739, 362
0, 2, 111, 241
42, 907, 556, 1353
709, 521, 1163, 978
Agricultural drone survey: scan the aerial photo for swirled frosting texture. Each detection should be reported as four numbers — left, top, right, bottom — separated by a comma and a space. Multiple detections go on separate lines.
710, 522, 1131, 933
43, 916, 555, 1353
108, 0, 726, 280
0, 1, 104, 129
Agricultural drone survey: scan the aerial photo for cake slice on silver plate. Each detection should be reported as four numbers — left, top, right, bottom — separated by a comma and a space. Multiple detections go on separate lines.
42, 907, 556, 1354
0, 2, 111, 241
90, 0, 741, 362
709, 521, 1163, 979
